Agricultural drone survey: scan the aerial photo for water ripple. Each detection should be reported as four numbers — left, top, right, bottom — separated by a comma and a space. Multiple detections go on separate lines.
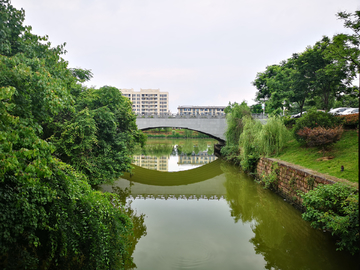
156, 239, 216, 269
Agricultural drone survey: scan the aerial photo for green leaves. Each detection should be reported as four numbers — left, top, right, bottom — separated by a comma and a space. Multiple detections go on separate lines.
293, 108, 343, 143
252, 10, 359, 114
224, 101, 252, 147
301, 183, 359, 255
1, 1, 139, 268
52, 86, 143, 185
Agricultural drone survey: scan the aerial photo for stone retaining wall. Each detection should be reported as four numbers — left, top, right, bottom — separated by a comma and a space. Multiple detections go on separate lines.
255, 157, 357, 209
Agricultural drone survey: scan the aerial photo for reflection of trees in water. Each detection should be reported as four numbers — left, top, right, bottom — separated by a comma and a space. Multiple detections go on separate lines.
221, 162, 359, 270
197, 139, 208, 151
112, 185, 147, 270
176, 139, 215, 156
134, 139, 217, 157
134, 144, 174, 157
177, 140, 194, 155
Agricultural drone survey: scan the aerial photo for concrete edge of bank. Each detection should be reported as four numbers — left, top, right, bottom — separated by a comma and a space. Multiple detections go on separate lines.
255, 157, 359, 210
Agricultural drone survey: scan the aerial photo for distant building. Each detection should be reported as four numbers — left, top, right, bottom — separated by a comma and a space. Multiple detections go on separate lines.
121, 88, 169, 115
177, 106, 226, 116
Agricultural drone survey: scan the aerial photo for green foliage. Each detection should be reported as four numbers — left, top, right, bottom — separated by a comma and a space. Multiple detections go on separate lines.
324, 11, 360, 89
223, 114, 289, 171
275, 130, 358, 183
293, 109, 343, 143
146, 134, 166, 138
306, 177, 315, 190
259, 163, 279, 189
183, 129, 193, 137
337, 113, 359, 129
296, 126, 344, 148
0, 92, 132, 269
52, 86, 144, 185
333, 88, 360, 108
258, 116, 291, 156
238, 116, 262, 171
250, 103, 263, 114
301, 183, 359, 255
136, 144, 173, 157
253, 10, 359, 113
224, 101, 252, 147
282, 115, 297, 128
0, 1, 141, 268
167, 131, 181, 138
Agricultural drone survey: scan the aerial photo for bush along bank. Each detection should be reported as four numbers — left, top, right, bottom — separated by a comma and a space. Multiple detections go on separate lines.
0, 2, 146, 268
144, 128, 211, 138
220, 104, 359, 255
256, 157, 358, 255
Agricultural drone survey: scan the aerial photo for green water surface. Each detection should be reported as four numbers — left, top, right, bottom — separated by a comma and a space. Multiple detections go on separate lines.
101, 139, 359, 270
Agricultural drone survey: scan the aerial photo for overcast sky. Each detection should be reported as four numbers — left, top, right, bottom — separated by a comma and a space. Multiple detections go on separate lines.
11, 0, 360, 112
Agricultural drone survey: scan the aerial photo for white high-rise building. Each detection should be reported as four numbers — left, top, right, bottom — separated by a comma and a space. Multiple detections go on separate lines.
121, 88, 169, 115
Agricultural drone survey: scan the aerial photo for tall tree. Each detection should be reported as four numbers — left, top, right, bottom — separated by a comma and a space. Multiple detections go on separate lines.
223, 101, 252, 147
0, 1, 143, 268
299, 41, 350, 110
325, 11, 360, 88
253, 64, 280, 101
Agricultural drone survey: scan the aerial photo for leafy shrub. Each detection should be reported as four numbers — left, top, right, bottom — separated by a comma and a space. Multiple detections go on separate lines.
259, 162, 279, 189
0, 105, 132, 269
301, 183, 359, 255
258, 116, 291, 156
293, 109, 343, 142
53, 86, 144, 186
0, 2, 139, 268
220, 144, 241, 164
238, 116, 262, 171
282, 115, 297, 128
296, 126, 343, 147
224, 101, 252, 147
337, 113, 359, 129
238, 116, 290, 171
147, 134, 166, 138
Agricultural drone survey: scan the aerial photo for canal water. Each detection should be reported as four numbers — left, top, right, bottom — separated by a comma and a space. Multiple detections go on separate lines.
100, 139, 359, 270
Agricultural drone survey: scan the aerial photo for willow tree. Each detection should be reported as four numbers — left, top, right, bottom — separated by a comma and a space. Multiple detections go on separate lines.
224, 101, 252, 147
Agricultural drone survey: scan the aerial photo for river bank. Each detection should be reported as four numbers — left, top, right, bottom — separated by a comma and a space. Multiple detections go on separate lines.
216, 129, 359, 255
100, 138, 359, 269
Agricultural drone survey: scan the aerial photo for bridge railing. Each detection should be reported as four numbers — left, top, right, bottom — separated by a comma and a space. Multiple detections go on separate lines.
136, 113, 226, 119
136, 113, 268, 119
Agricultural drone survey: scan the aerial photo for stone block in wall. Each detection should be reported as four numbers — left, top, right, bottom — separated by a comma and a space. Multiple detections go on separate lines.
256, 157, 357, 209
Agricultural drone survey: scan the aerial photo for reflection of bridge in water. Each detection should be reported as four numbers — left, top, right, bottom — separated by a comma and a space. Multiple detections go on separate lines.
101, 159, 226, 200
178, 152, 217, 165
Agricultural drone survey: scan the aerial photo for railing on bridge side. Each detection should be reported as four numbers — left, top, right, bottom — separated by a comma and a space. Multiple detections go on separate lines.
136, 113, 268, 119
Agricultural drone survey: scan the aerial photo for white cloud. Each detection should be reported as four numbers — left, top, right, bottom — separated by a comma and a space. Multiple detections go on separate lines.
11, 0, 360, 113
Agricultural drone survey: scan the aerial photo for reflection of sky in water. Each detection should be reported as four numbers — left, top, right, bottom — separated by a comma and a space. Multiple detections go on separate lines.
168, 155, 203, 172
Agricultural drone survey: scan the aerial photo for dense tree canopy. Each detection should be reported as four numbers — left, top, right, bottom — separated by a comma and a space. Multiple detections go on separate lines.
224, 101, 252, 147
325, 11, 360, 88
252, 10, 359, 115
0, 1, 145, 268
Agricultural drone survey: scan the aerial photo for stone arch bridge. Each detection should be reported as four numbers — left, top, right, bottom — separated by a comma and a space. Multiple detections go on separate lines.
136, 114, 227, 142
136, 114, 268, 142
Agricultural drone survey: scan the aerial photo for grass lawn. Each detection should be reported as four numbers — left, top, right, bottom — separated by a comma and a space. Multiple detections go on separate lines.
273, 130, 359, 183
